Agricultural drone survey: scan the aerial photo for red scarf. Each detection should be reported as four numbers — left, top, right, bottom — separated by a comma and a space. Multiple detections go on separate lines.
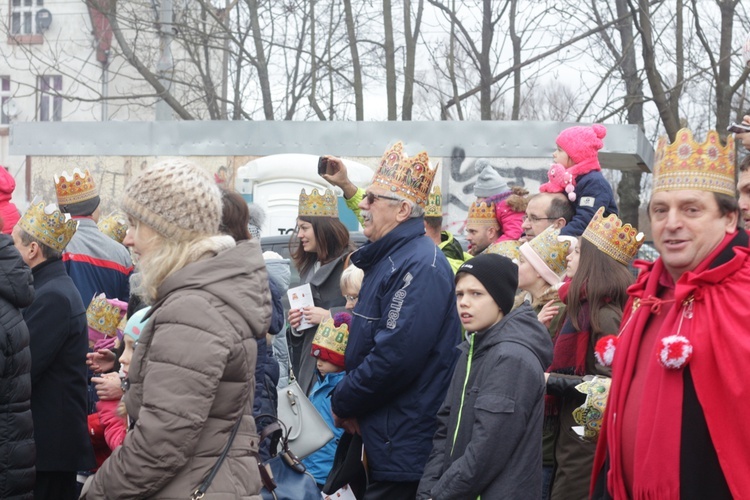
548, 281, 591, 376
594, 231, 750, 499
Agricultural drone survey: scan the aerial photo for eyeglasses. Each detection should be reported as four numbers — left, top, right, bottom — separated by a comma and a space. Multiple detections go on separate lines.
365, 192, 401, 205
344, 295, 359, 302
522, 214, 557, 223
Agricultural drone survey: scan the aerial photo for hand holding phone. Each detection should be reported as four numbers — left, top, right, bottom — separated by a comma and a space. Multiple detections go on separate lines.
317, 156, 329, 176
727, 122, 750, 134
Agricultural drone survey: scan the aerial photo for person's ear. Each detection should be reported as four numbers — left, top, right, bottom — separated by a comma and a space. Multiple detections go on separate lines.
395, 201, 412, 222
553, 218, 567, 230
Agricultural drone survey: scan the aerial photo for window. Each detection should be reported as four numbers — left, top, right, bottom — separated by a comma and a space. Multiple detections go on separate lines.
11, 0, 44, 35
1, 77, 10, 125
38, 75, 61, 121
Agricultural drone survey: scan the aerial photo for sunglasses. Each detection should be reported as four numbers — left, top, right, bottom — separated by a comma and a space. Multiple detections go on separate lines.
365, 192, 401, 205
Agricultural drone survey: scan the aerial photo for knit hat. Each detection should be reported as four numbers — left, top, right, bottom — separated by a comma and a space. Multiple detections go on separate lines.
519, 226, 572, 286
54, 169, 101, 216
122, 306, 151, 342
247, 203, 266, 240
311, 312, 351, 368
556, 124, 607, 164
120, 159, 222, 241
456, 254, 518, 315
473, 159, 508, 198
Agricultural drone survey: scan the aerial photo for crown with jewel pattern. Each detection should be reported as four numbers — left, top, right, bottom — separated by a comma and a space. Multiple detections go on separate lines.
18, 202, 78, 252
424, 186, 442, 218
583, 207, 644, 265
87, 294, 128, 347
485, 240, 521, 260
466, 201, 499, 227
298, 188, 338, 217
652, 128, 735, 196
97, 211, 128, 244
311, 315, 350, 368
371, 142, 437, 207
54, 168, 99, 206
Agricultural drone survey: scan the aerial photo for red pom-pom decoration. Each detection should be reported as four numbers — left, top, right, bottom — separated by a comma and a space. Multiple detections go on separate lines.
594, 335, 619, 367
657, 335, 693, 370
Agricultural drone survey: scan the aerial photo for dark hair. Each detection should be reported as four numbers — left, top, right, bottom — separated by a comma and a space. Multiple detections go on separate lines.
739, 155, 750, 173
567, 238, 633, 333
18, 227, 62, 260
424, 216, 442, 231
547, 194, 576, 222
291, 216, 352, 276
220, 189, 252, 241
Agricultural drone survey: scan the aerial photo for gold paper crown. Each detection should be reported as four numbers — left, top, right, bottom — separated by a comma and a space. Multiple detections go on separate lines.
299, 188, 338, 217
54, 168, 99, 206
526, 226, 570, 277
652, 128, 735, 196
18, 202, 78, 252
312, 316, 349, 366
485, 240, 521, 260
97, 211, 128, 244
371, 142, 437, 207
466, 201, 499, 227
87, 293, 126, 337
583, 207, 644, 265
424, 186, 442, 218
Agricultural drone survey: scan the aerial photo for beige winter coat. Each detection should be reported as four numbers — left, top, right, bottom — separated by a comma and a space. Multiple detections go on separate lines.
83, 238, 272, 499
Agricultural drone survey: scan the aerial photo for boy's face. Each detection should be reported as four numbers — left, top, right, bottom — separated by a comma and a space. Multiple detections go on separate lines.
316, 358, 342, 376
341, 284, 359, 311
119, 336, 136, 376
455, 274, 504, 332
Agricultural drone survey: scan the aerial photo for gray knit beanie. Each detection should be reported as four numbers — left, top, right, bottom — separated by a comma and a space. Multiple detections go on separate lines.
120, 159, 222, 241
473, 159, 508, 198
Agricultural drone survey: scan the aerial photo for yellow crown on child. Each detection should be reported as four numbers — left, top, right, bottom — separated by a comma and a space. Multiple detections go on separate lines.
54, 168, 99, 206
466, 201, 499, 227
87, 293, 127, 337
583, 207, 644, 265
371, 142, 437, 207
652, 128, 735, 196
18, 202, 78, 252
424, 186, 442, 218
311, 316, 349, 367
97, 212, 128, 244
298, 188, 338, 218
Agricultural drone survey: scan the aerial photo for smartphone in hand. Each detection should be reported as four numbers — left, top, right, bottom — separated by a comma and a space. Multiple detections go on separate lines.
317, 156, 328, 176
727, 123, 750, 134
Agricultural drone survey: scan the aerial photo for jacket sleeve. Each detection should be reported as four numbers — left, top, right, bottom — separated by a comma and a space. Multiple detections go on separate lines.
344, 188, 366, 227
97, 399, 127, 450
332, 253, 458, 418
432, 351, 544, 500
417, 374, 456, 499
25, 290, 77, 384
560, 174, 617, 237
83, 295, 233, 499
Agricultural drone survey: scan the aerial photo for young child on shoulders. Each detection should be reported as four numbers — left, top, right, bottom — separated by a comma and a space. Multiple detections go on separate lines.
541, 124, 618, 237
302, 264, 363, 488
417, 254, 553, 499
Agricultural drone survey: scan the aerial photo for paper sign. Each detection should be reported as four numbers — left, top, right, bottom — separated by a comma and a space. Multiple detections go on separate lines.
287, 283, 315, 330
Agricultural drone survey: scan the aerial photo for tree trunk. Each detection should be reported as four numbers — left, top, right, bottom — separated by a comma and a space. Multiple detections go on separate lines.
383, 0, 398, 120
247, 0, 274, 120
343, 0, 364, 120
479, 0, 493, 120
509, 0, 521, 120
402, 0, 423, 120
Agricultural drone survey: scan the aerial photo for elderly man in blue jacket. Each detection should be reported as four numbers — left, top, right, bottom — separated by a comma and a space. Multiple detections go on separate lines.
328, 142, 461, 500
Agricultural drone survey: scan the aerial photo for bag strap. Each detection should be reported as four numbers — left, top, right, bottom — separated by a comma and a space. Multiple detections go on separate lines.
191, 414, 243, 500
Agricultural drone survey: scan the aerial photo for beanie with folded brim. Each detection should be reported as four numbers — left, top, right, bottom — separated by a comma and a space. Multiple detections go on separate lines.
61, 196, 101, 216
456, 254, 518, 315
473, 160, 508, 198
120, 159, 222, 241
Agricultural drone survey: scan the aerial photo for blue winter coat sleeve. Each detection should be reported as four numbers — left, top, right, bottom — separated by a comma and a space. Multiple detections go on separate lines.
332, 256, 458, 418
560, 171, 618, 237
267, 278, 284, 336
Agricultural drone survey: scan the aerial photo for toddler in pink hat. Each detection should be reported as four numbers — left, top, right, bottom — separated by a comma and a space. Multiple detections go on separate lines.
540, 124, 618, 237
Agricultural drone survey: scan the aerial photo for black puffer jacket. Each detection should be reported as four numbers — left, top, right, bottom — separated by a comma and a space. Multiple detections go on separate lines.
0, 234, 35, 499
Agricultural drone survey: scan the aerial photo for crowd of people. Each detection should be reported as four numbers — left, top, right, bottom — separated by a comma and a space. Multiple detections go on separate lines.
0, 118, 748, 500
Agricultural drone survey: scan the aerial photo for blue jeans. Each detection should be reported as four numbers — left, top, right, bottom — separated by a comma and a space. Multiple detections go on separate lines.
542, 465, 554, 500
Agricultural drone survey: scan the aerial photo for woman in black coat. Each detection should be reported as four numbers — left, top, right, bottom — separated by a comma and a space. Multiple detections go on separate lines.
0, 232, 36, 499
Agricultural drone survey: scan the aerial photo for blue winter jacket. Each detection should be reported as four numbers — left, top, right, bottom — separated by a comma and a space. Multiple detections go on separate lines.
560, 170, 618, 237
331, 217, 461, 482
301, 370, 345, 484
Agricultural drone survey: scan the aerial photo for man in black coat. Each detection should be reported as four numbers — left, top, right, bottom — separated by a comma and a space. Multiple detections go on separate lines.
12, 202, 95, 500
0, 232, 35, 499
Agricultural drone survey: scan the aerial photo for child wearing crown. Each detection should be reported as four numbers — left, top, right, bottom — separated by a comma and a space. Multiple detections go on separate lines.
544, 208, 643, 500
540, 124, 619, 237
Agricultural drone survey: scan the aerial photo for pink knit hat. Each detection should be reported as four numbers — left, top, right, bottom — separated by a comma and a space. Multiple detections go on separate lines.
556, 124, 607, 164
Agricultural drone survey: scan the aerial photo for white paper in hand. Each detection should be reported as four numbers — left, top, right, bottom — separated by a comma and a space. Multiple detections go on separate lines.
287, 283, 315, 330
